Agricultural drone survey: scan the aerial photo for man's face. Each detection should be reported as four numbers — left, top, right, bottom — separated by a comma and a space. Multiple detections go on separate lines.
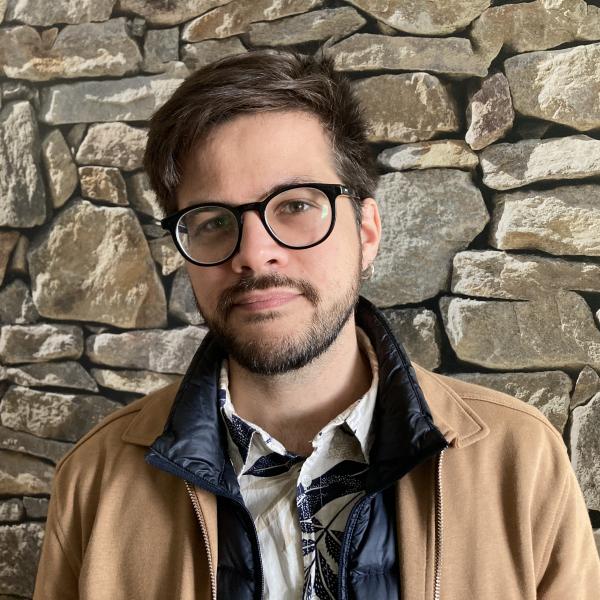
176, 110, 380, 375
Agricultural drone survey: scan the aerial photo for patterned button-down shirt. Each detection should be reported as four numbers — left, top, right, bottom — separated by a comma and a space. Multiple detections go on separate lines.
218, 328, 379, 599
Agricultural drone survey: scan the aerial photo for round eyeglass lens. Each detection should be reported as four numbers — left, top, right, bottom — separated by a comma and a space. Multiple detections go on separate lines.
176, 206, 238, 264
265, 187, 332, 248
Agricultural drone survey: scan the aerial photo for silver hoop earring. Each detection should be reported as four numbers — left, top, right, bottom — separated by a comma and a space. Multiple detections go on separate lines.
361, 263, 375, 281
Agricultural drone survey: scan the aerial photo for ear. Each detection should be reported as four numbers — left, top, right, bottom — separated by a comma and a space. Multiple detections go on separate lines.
359, 197, 381, 271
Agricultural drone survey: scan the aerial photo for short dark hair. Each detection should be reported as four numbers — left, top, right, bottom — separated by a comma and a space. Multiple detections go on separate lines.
143, 49, 379, 224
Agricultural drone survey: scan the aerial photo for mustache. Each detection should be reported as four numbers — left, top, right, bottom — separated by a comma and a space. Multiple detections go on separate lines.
217, 273, 320, 319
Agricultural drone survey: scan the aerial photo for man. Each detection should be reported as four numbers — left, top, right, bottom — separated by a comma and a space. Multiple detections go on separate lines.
34, 50, 599, 599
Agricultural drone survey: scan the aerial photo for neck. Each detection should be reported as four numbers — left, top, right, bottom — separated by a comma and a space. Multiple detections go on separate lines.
227, 317, 372, 456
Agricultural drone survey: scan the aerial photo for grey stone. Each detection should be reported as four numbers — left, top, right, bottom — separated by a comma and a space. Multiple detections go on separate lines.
0, 280, 39, 324
142, 223, 167, 239
504, 42, 600, 131
452, 371, 571, 433
0, 362, 98, 392
76, 122, 148, 171
0, 499, 23, 523
248, 7, 365, 46
513, 120, 552, 141
490, 184, 600, 256
0, 101, 46, 227
480, 135, 600, 190
353, 74, 460, 143
0, 451, 53, 495
182, 0, 324, 42
381, 308, 441, 371
28, 200, 167, 328
4, 0, 114, 25
327, 33, 487, 78
66, 123, 87, 153
115, 0, 230, 26
0, 522, 44, 597
126, 172, 165, 219
0, 324, 83, 364
465, 72, 514, 150
91, 368, 181, 395
571, 366, 600, 409
7, 234, 28, 278
0, 385, 121, 442
143, 27, 180, 73
22, 496, 48, 519
148, 236, 184, 276
346, 0, 490, 35
440, 292, 600, 371
41, 129, 78, 208
39, 70, 187, 124
86, 326, 208, 374
0, 19, 142, 81
79, 166, 128, 205
571, 392, 600, 511
0, 425, 72, 464
129, 16, 146, 38
361, 170, 488, 306
377, 140, 478, 172
451, 251, 600, 300
182, 38, 247, 70
0, 232, 19, 288
169, 268, 203, 325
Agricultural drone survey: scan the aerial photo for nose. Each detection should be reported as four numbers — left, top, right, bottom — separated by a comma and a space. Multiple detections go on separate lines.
229, 210, 289, 274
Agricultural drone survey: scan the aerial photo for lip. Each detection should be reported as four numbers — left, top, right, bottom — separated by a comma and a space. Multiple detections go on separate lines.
232, 290, 301, 312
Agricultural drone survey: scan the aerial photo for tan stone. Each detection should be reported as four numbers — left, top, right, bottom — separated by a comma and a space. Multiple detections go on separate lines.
91, 368, 181, 395
0, 280, 39, 324
0, 451, 53, 495
181, 38, 247, 70
0, 232, 18, 288
7, 234, 28, 277
0, 499, 23, 523
353, 74, 460, 143
490, 184, 600, 256
571, 366, 600, 409
126, 172, 165, 219
148, 236, 184, 276
182, 0, 324, 42
79, 166, 128, 205
377, 140, 478, 172
4, 0, 114, 26
115, 0, 230, 26
41, 129, 77, 208
0, 425, 72, 464
1, 361, 98, 392
28, 200, 167, 328
480, 135, 600, 190
169, 268, 203, 326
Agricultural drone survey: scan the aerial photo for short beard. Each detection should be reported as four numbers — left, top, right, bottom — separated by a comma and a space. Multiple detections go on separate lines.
195, 270, 360, 376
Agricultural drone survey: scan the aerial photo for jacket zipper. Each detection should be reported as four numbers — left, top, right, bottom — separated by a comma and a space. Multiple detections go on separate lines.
185, 481, 217, 600
433, 449, 445, 600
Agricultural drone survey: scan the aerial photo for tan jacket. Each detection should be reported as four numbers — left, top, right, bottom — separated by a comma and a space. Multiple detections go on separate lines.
34, 364, 600, 599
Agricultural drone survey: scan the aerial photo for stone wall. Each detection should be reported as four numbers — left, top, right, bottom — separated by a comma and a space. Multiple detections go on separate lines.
1, 0, 600, 595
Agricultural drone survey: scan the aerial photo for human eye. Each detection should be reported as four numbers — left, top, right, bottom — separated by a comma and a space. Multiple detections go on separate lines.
276, 198, 318, 215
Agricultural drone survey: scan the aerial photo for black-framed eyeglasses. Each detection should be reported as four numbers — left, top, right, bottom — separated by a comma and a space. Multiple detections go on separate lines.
161, 182, 359, 267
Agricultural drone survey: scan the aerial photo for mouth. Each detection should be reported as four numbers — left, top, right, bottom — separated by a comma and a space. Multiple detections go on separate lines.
232, 289, 302, 312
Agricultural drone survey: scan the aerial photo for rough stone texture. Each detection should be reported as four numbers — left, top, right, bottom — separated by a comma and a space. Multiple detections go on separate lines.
149, 236, 184, 276
361, 170, 488, 306
79, 166, 128, 205
0, 101, 46, 227
0, 499, 23, 523
116, 0, 230, 26
0, 451, 53, 495
169, 268, 203, 325
489, 184, 600, 256
348, 0, 490, 35
142, 223, 167, 239
380, 308, 441, 371
0, 232, 19, 287
0, 280, 39, 324
182, 37, 247, 70
513, 119, 552, 141
28, 200, 167, 328
0, 19, 142, 81
440, 292, 600, 371
76, 122, 148, 171
571, 367, 600, 409
39, 70, 187, 124
22, 496, 48, 519
248, 7, 365, 47
0, 425, 72, 464
571, 393, 600, 511
66, 123, 87, 152
4, 0, 114, 25
377, 140, 478, 171
126, 172, 165, 219
465, 72, 514, 150
0, 324, 83, 364
480, 135, 600, 190
0, 361, 98, 392
41, 129, 77, 208
143, 27, 180, 73
451, 250, 600, 300
353, 74, 460, 143
92, 368, 181, 395
86, 326, 208, 374
504, 43, 600, 131
452, 371, 571, 433
7, 234, 28, 278
0, 385, 120, 442
0, 522, 44, 597
327, 33, 487, 78
182, 0, 324, 42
